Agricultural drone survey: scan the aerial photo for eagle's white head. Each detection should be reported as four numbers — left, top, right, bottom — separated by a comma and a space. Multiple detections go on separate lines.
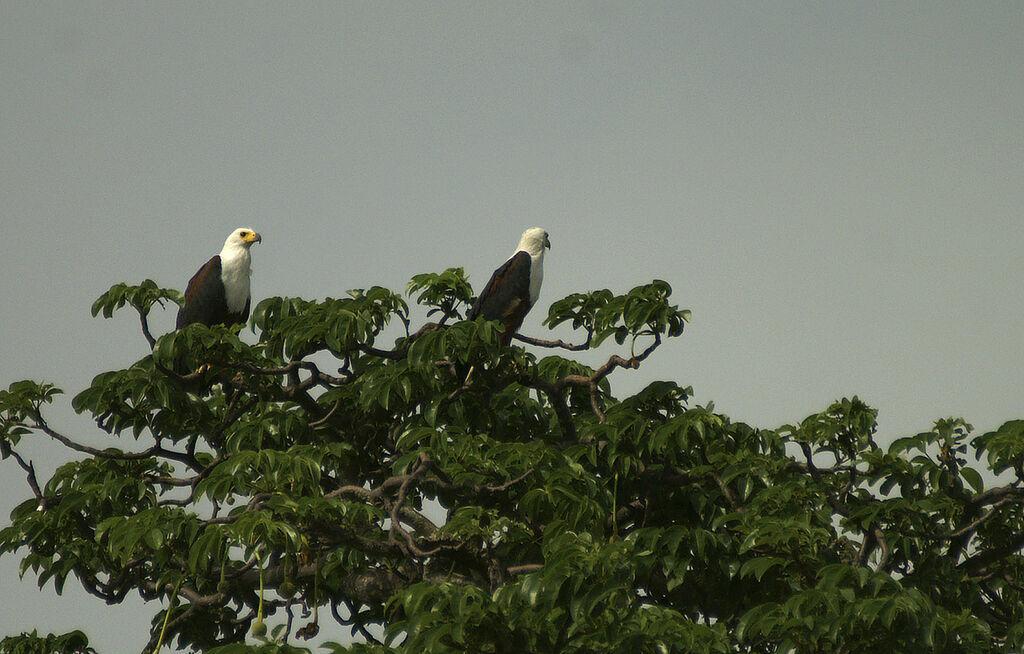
221, 227, 262, 254
219, 227, 262, 266
517, 227, 551, 258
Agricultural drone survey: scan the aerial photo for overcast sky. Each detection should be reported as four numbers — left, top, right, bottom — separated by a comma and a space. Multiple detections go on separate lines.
2, 3, 1022, 651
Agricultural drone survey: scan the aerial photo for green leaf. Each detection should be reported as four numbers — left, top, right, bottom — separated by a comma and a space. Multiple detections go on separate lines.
960, 466, 983, 493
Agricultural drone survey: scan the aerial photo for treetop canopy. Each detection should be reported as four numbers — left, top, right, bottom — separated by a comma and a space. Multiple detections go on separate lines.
1, 269, 1022, 653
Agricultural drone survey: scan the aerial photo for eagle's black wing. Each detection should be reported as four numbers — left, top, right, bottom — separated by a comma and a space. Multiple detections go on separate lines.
176, 255, 228, 328
468, 251, 533, 344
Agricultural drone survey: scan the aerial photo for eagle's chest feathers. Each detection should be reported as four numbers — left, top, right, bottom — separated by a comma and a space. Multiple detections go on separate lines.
528, 252, 544, 305
219, 250, 252, 314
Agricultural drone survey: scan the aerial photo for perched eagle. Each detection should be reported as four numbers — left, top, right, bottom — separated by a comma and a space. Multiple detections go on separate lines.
468, 227, 551, 344
176, 227, 262, 329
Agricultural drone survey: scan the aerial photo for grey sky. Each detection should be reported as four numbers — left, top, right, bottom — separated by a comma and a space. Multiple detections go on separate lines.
2, 3, 1022, 651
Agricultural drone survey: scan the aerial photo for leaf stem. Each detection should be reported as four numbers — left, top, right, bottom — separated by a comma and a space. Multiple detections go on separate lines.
154, 577, 184, 652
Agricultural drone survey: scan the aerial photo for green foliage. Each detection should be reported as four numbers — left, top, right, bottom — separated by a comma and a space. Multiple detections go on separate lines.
974, 419, 1024, 475
91, 279, 183, 319
207, 644, 309, 654
545, 280, 690, 348
0, 381, 61, 449
1, 273, 1022, 653
0, 630, 95, 654
407, 268, 473, 322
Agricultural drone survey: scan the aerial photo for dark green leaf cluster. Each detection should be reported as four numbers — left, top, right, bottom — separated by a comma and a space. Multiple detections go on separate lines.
1, 276, 1023, 654
0, 630, 95, 654
406, 268, 473, 322
545, 279, 690, 347
91, 279, 183, 319
253, 287, 409, 361
0, 381, 61, 449
385, 525, 731, 654
975, 419, 1024, 476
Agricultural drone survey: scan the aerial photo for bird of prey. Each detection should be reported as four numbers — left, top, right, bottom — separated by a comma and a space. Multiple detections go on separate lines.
468, 227, 550, 344
176, 227, 262, 329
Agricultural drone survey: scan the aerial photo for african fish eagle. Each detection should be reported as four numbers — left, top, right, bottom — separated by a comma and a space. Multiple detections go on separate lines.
468, 227, 551, 344
176, 227, 262, 329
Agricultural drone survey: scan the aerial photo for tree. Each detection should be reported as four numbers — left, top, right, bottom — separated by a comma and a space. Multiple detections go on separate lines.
1, 272, 1023, 653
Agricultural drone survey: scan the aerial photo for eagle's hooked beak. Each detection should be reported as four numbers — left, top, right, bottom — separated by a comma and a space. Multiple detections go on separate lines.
544, 234, 551, 250
245, 231, 263, 245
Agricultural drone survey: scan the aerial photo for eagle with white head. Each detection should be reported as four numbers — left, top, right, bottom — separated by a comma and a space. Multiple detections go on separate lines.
468, 227, 551, 345
176, 227, 262, 329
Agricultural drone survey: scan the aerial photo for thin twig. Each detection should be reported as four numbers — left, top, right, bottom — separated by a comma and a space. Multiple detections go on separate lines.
388, 455, 441, 557
139, 311, 157, 350
943, 497, 1016, 540
36, 419, 159, 460
513, 332, 592, 351
6, 448, 43, 502
309, 399, 342, 428
589, 381, 606, 423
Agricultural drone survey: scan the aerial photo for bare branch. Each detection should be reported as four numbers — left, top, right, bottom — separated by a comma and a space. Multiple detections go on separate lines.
35, 418, 159, 460
969, 483, 1024, 508
873, 526, 891, 571
6, 448, 43, 504
554, 333, 661, 392
389, 453, 442, 557
139, 310, 157, 350
513, 332, 592, 351
589, 381, 606, 423
235, 360, 350, 386
517, 376, 577, 442
421, 465, 536, 498
309, 399, 342, 428
144, 474, 195, 487
958, 529, 1024, 576
947, 497, 1017, 540
784, 460, 854, 475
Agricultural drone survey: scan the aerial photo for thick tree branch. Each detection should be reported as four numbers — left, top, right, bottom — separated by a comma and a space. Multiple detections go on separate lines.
969, 483, 1024, 508
958, 529, 1024, 577
519, 376, 577, 442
